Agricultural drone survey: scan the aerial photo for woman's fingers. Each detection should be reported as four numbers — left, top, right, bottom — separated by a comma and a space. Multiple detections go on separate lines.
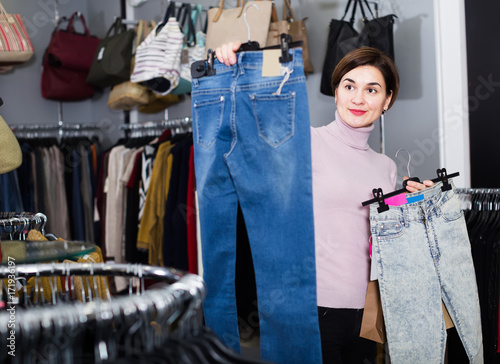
404, 177, 435, 193
215, 41, 242, 66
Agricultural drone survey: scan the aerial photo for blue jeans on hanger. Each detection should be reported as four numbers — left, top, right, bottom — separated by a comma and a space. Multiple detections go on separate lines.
191, 49, 322, 364
369, 181, 483, 363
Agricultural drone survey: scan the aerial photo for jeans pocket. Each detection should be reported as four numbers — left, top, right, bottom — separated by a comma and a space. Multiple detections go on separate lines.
440, 194, 464, 222
375, 221, 405, 240
249, 91, 295, 147
192, 95, 225, 150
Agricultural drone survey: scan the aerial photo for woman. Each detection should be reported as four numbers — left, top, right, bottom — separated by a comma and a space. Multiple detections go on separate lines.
215, 43, 433, 363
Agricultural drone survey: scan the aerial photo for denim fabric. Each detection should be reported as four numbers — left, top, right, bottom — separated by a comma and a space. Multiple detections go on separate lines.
369, 181, 483, 364
191, 49, 322, 364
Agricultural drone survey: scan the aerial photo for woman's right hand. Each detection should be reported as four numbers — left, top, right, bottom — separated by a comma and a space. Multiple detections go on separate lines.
215, 41, 242, 67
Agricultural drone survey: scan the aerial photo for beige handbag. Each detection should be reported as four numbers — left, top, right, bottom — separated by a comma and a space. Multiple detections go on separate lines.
107, 20, 152, 111
107, 80, 149, 111
205, 0, 273, 54
0, 1, 34, 66
266, 0, 313, 74
0, 114, 22, 174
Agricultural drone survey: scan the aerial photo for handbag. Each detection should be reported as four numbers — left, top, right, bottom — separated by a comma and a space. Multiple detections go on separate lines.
86, 17, 136, 88
107, 20, 152, 111
171, 3, 196, 96
190, 4, 207, 66
205, 0, 273, 54
320, 0, 396, 96
360, 280, 387, 344
137, 93, 180, 114
266, 0, 313, 74
131, 2, 184, 96
0, 114, 22, 174
41, 14, 99, 101
41, 58, 96, 101
46, 12, 101, 71
0, 1, 34, 66
136, 16, 181, 113
107, 80, 150, 111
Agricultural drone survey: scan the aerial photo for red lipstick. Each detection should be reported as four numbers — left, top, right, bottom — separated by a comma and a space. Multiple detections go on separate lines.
350, 109, 367, 116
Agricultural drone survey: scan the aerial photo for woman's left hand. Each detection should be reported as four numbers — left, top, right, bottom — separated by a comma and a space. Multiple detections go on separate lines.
404, 177, 434, 193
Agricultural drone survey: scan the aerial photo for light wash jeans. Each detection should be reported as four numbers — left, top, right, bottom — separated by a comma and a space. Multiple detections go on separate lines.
191, 49, 322, 364
369, 181, 483, 363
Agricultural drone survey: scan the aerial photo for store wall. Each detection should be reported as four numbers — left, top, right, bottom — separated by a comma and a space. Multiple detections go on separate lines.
0, 0, 456, 186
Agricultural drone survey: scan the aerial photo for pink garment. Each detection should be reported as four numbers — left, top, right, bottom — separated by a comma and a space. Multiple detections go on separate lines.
311, 111, 397, 308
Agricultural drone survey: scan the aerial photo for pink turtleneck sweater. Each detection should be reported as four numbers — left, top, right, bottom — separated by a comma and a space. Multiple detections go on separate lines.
311, 112, 397, 308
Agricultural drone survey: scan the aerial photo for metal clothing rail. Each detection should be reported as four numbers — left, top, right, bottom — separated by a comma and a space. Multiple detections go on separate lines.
456, 188, 500, 195
455, 188, 500, 211
120, 117, 192, 130
121, 117, 193, 138
0, 263, 206, 363
0, 262, 188, 283
11, 122, 103, 143
0, 212, 47, 239
11, 123, 102, 133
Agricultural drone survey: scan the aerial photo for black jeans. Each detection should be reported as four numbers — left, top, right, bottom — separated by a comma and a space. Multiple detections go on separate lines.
318, 307, 377, 364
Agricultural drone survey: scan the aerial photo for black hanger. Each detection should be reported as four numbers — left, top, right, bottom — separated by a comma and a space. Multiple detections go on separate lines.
191, 34, 302, 79
0, 97, 3, 107
191, 48, 217, 79
361, 168, 460, 209
260, 33, 301, 63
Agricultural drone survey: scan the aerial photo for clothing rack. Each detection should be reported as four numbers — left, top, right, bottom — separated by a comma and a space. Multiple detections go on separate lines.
0, 263, 207, 363
455, 188, 500, 211
456, 188, 500, 195
0, 212, 47, 240
121, 117, 192, 138
11, 123, 103, 143
452, 188, 500, 363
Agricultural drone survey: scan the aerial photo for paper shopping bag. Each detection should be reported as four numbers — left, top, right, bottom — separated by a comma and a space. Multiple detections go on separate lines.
360, 280, 386, 343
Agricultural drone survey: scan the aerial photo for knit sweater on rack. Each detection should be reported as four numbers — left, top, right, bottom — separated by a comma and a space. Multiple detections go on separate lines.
311, 111, 397, 309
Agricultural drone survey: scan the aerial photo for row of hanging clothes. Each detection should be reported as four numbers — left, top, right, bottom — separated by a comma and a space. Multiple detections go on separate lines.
448, 188, 500, 364
0, 212, 51, 265
0, 212, 46, 241
7, 123, 102, 242
95, 117, 198, 294
0, 262, 269, 364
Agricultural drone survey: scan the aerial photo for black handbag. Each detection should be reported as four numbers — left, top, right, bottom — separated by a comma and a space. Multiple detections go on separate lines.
320, 0, 396, 96
86, 18, 136, 88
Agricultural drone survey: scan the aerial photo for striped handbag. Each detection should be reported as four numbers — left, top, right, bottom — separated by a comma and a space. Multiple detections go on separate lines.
0, 2, 34, 65
130, 2, 183, 96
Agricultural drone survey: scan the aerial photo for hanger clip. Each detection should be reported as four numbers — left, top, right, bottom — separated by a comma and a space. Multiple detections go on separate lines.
279, 33, 293, 63
374, 188, 389, 213
191, 49, 216, 79
437, 168, 452, 191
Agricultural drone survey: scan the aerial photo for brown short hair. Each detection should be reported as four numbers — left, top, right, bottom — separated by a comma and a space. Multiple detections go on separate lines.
331, 47, 400, 109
